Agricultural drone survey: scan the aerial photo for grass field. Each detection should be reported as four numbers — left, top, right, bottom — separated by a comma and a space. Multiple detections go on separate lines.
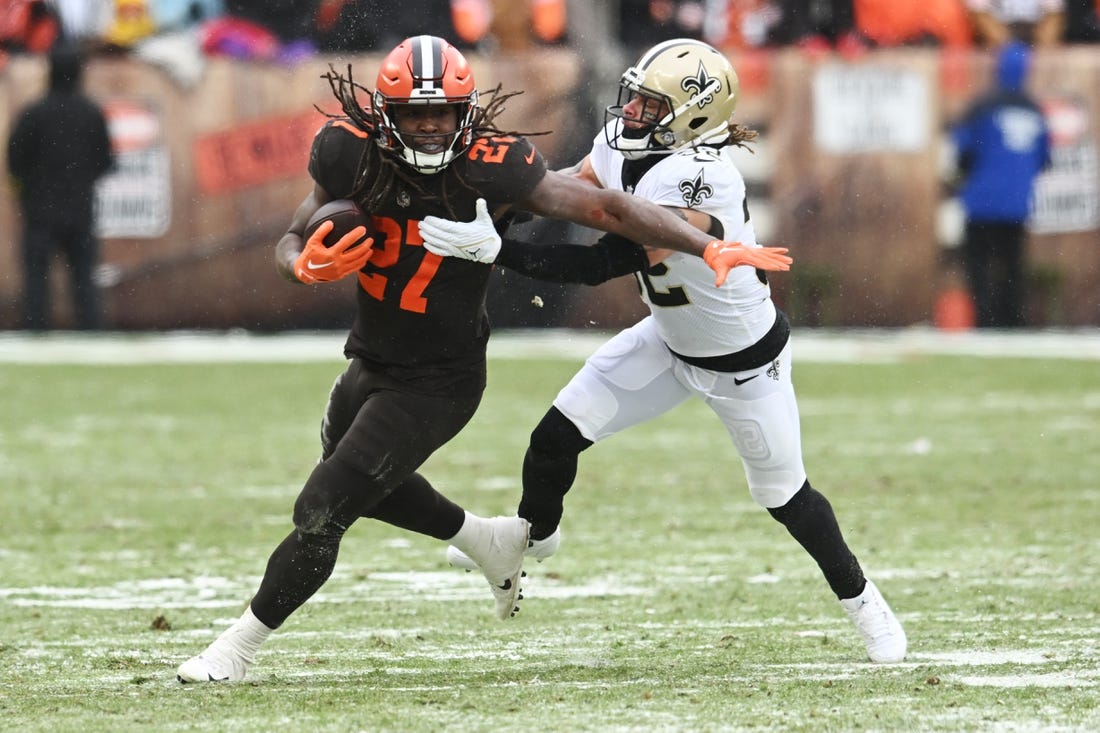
1, 330, 1098, 732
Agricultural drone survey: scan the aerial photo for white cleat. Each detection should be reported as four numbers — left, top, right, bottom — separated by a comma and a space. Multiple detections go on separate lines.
176, 642, 251, 683
447, 526, 560, 571
840, 579, 907, 663
463, 515, 530, 620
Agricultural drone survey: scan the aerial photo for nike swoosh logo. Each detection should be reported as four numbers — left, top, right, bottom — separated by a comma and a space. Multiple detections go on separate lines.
733, 375, 758, 386
524, 149, 536, 165
306, 260, 334, 270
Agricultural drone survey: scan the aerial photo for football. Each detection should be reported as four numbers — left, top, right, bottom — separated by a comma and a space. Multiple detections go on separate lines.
304, 199, 373, 248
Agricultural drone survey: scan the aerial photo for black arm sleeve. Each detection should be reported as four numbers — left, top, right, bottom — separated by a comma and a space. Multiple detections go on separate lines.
494, 232, 649, 286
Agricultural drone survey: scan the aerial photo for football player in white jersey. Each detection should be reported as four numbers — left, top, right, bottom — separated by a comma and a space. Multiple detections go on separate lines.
419, 39, 906, 663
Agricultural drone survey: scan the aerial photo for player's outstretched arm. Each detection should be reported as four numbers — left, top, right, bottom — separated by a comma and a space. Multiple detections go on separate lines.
519, 170, 713, 255
516, 171, 792, 286
417, 196, 634, 279
421, 199, 648, 285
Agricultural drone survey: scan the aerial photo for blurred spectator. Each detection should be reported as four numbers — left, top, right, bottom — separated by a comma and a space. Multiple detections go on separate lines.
51, 0, 111, 47
774, 0, 867, 56
854, 0, 973, 48
6, 43, 115, 330
55, 0, 222, 53
103, 0, 157, 49
708, 0, 966, 52
149, 0, 223, 32
313, 0, 565, 54
1, 0, 61, 54
619, 0, 705, 54
313, 0, 456, 52
200, 0, 317, 62
135, 1, 219, 87
450, 0, 492, 46
950, 41, 1051, 328
199, 14, 279, 59
488, 0, 567, 50
965, 0, 1066, 47
529, 0, 567, 43
222, 0, 316, 43
703, 0, 783, 49
1063, 0, 1100, 40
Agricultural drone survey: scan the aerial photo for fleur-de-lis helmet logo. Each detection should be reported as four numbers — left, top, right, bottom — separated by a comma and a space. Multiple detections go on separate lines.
682, 61, 720, 109
603, 39, 740, 156
679, 170, 714, 207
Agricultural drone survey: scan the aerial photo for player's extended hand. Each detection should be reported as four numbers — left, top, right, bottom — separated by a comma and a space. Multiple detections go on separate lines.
419, 198, 501, 263
703, 240, 792, 287
293, 221, 374, 285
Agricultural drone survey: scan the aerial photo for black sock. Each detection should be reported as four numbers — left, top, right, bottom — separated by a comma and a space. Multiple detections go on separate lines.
517, 408, 592, 540
768, 481, 866, 600
518, 444, 575, 540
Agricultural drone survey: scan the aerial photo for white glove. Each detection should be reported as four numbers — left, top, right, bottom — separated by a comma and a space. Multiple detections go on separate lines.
420, 198, 502, 263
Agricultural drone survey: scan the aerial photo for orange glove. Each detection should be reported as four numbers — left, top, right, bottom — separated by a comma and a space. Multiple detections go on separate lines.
703, 240, 792, 287
293, 220, 374, 285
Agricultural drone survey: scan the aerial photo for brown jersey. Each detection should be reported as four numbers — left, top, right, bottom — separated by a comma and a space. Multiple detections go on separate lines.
308, 118, 547, 392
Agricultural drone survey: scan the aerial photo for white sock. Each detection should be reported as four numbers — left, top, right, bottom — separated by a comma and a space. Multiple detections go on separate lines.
448, 511, 491, 560
214, 606, 274, 663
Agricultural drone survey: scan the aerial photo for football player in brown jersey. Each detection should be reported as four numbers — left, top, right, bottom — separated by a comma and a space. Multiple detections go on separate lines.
177, 34, 790, 683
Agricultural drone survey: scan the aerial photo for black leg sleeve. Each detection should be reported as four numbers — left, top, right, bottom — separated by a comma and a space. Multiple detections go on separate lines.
250, 456, 364, 628
250, 528, 341, 629
517, 407, 593, 540
768, 481, 866, 600
495, 233, 648, 285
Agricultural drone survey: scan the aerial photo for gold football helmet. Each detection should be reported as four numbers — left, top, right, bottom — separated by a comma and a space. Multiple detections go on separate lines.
605, 38, 740, 159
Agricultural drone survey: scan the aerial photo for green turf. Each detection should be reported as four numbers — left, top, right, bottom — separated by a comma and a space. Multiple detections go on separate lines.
1, 345, 1098, 732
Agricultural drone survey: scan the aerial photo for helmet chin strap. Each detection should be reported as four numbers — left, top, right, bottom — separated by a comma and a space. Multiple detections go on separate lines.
615, 118, 664, 160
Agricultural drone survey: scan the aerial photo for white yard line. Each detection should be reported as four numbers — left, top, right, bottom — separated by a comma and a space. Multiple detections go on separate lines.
0, 327, 1098, 364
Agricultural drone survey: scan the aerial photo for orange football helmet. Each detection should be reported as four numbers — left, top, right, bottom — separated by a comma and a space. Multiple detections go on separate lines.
372, 35, 479, 173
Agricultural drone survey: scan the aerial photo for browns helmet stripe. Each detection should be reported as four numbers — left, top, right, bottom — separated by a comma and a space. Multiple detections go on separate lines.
410, 35, 444, 93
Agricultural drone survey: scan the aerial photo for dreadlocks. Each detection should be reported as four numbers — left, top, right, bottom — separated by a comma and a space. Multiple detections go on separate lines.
318, 65, 547, 218
725, 120, 758, 151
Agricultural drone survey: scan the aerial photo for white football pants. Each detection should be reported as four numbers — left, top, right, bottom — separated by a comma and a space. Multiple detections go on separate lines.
553, 316, 807, 508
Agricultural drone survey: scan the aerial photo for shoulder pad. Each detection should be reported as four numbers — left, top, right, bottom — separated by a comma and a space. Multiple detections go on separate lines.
320, 116, 371, 140
310, 118, 372, 199
462, 134, 547, 203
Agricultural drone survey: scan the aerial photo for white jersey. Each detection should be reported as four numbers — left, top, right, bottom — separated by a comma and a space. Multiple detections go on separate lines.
551, 127, 805, 507
588, 123, 776, 358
